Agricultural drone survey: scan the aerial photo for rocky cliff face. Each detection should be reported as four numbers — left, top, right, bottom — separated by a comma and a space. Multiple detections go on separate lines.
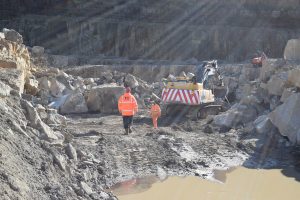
1, 0, 300, 62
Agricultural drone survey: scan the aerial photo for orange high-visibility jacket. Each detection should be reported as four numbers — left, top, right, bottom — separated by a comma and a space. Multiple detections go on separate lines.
118, 93, 138, 116
150, 104, 161, 117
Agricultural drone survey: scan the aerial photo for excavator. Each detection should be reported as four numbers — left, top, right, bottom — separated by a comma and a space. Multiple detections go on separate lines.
160, 60, 227, 120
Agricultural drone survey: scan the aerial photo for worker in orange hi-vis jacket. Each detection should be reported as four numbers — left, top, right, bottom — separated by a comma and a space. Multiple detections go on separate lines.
118, 87, 138, 135
150, 100, 161, 129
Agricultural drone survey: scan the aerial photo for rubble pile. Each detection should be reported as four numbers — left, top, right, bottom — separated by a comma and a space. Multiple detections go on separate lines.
0, 29, 117, 200
213, 50, 300, 145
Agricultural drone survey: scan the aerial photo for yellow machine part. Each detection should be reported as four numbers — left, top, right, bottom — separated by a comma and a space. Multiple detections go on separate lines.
166, 82, 203, 90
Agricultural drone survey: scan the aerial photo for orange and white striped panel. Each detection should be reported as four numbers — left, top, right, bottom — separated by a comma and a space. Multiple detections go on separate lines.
162, 88, 203, 105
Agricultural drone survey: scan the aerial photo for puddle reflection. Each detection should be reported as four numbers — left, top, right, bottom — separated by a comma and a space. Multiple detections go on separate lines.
111, 167, 300, 200
109, 176, 159, 196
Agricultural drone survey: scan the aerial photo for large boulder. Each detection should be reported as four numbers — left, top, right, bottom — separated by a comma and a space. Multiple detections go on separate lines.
0, 34, 31, 93
38, 121, 59, 141
288, 68, 300, 88
56, 72, 74, 91
269, 93, 300, 144
87, 84, 124, 114
21, 100, 41, 128
213, 104, 257, 129
2, 28, 23, 44
60, 92, 88, 114
124, 74, 139, 88
213, 110, 240, 129
49, 79, 66, 97
254, 115, 274, 134
265, 72, 288, 96
284, 39, 300, 60
259, 59, 284, 83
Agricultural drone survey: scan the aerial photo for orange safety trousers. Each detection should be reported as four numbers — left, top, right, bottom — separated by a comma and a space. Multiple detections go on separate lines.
151, 104, 161, 128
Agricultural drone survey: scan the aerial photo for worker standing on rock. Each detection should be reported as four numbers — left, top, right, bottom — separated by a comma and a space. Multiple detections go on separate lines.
118, 87, 138, 135
150, 101, 161, 129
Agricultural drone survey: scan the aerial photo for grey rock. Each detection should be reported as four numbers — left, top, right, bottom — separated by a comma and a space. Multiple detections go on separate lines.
124, 74, 139, 88
254, 115, 274, 134
99, 191, 110, 199
213, 104, 257, 128
280, 88, 295, 103
80, 182, 94, 195
266, 72, 288, 96
213, 110, 240, 128
46, 112, 67, 126
6, 175, 29, 193
38, 77, 51, 90
52, 153, 66, 171
21, 100, 40, 128
156, 166, 167, 181
0, 69, 25, 94
3, 28, 23, 44
38, 121, 59, 141
65, 143, 77, 160
284, 39, 300, 60
60, 92, 88, 114
87, 84, 124, 114
24, 78, 39, 95
0, 81, 11, 97
259, 59, 284, 82
56, 72, 74, 91
288, 68, 300, 88
32, 46, 45, 56
203, 125, 213, 133
269, 96, 281, 111
269, 93, 300, 144
84, 78, 94, 85
50, 79, 66, 97
22, 101, 58, 141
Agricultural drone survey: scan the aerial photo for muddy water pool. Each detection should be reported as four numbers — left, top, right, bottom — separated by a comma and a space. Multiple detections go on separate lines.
111, 167, 300, 200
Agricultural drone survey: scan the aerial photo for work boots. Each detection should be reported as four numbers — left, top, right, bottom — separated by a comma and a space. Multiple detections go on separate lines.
124, 128, 129, 135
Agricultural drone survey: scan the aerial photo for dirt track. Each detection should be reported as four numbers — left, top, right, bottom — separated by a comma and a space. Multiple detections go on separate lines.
64, 109, 250, 188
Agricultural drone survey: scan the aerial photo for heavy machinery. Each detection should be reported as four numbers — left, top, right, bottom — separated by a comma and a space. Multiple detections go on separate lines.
160, 61, 226, 120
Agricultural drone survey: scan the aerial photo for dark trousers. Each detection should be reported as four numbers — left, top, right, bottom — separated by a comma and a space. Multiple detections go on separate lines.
122, 116, 133, 129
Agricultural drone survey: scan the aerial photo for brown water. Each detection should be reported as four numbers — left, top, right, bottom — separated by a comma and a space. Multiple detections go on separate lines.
112, 167, 300, 200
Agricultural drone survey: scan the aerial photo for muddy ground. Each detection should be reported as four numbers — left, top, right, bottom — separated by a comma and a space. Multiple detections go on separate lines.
63, 108, 300, 191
